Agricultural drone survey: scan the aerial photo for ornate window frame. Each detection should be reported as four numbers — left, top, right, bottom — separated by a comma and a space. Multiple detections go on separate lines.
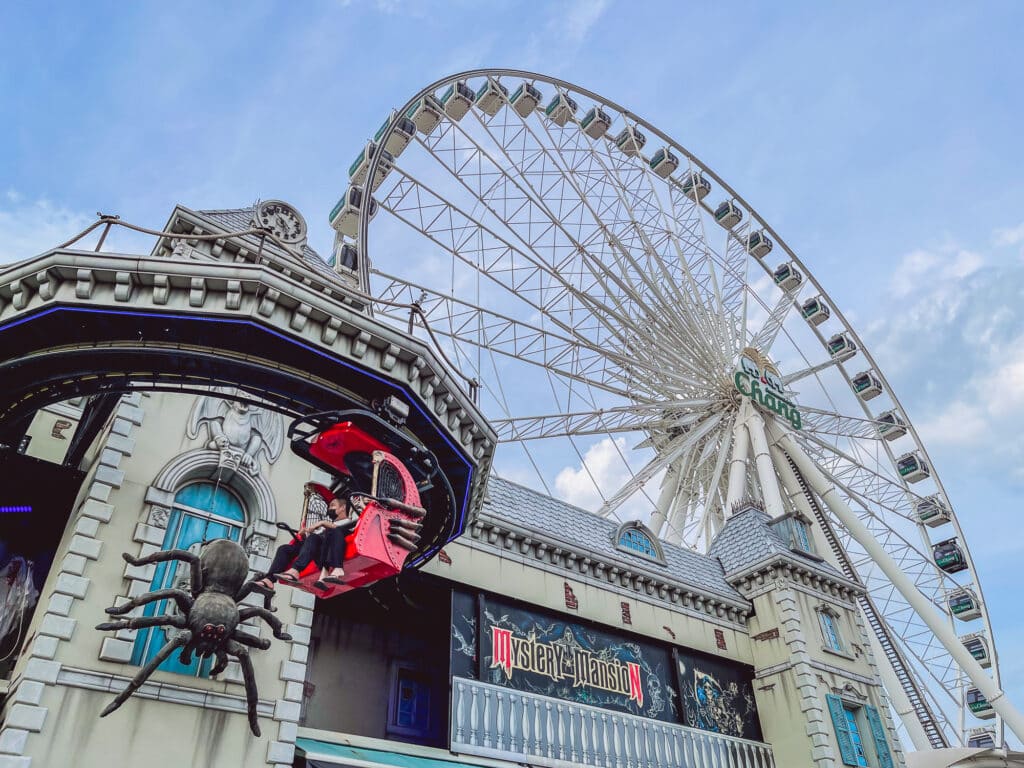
612, 521, 666, 566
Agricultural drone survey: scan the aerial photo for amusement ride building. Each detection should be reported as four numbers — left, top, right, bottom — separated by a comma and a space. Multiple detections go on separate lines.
0, 70, 1021, 768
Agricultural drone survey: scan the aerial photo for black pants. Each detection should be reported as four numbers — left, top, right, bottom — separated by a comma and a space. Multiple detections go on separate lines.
268, 535, 323, 575
320, 520, 357, 569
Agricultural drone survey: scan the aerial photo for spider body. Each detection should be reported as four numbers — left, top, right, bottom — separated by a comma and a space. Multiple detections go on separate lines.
95, 538, 290, 736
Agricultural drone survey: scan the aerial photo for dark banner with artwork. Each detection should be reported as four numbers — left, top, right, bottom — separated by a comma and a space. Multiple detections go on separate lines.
452, 591, 678, 722
675, 647, 762, 741
451, 589, 762, 739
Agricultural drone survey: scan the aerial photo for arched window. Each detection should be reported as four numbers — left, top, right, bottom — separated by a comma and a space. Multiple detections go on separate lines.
131, 482, 246, 677
613, 522, 665, 565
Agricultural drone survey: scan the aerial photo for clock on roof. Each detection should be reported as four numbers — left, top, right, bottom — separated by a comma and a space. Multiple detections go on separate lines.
254, 200, 307, 244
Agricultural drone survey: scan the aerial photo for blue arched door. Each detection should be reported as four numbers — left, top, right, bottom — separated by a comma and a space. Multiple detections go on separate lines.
131, 482, 246, 676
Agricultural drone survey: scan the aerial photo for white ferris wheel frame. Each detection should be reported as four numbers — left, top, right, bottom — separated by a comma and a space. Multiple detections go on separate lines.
346, 68, 1018, 750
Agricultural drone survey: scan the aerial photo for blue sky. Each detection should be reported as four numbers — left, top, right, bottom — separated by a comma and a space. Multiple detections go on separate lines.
3, 0, 1023, 749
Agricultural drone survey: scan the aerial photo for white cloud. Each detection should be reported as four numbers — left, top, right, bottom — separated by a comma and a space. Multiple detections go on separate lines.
554, 436, 634, 511
0, 197, 95, 265
993, 222, 1024, 248
560, 0, 612, 44
888, 247, 983, 298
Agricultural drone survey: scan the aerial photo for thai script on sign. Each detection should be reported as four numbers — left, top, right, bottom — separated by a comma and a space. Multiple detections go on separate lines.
734, 351, 802, 430
490, 626, 644, 707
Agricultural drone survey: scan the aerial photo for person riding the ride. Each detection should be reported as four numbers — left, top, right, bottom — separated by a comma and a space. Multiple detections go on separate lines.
257, 490, 368, 592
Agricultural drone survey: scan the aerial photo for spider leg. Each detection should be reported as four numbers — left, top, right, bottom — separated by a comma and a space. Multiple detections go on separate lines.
230, 631, 271, 651
209, 648, 230, 677
227, 640, 262, 737
237, 607, 292, 641
121, 549, 202, 594
234, 580, 276, 612
105, 588, 193, 616
100, 631, 191, 718
96, 614, 186, 632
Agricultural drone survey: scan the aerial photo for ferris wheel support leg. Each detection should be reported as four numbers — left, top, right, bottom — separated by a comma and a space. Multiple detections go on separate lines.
772, 424, 1024, 743
745, 409, 785, 519
725, 401, 751, 516
650, 455, 685, 538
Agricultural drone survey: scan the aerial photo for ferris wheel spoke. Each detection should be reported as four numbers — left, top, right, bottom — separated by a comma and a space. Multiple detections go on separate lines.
781, 355, 847, 387
422, 117, 666, 339
596, 411, 726, 518
378, 167, 679, 375
574, 131, 734, 367
467, 105, 716, 366
798, 406, 885, 441
747, 288, 800, 352
491, 400, 711, 442
371, 273, 662, 398
797, 434, 918, 516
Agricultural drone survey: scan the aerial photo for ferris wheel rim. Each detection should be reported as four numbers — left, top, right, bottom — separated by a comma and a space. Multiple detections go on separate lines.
351, 68, 1005, 746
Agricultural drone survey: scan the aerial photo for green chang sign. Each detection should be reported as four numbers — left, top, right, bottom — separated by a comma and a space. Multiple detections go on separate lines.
734, 353, 802, 430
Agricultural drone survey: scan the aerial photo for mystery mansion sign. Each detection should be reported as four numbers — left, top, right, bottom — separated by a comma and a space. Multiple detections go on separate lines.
491, 626, 644, 707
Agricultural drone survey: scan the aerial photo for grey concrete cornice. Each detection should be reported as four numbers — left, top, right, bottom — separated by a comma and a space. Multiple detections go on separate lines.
0, 248, 497, 524
728, 554, 864, 600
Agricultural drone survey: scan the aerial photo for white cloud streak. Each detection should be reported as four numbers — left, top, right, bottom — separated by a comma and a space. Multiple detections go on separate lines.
0, 196, 94, 265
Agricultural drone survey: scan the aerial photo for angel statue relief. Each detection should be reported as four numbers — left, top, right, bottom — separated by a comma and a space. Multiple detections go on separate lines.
186, 392, 284, 477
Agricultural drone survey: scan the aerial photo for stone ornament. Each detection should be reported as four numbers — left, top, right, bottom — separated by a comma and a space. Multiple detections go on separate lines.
187, 392, 284, 476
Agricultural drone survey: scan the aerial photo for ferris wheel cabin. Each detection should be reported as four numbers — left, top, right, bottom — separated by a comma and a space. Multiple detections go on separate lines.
649, 147, 680, 178
374, 112, 417, 158
875, 409, 907, 440
948, 588, 983, 621
545, 92, 579, 127
745, 229, 773, 258
329, 187, 379, 237
348, 142, 394, 192
896, 451, 929, 482
580, 106, 612, 139
405, 94, 444, 135
332, 242, 359, 274
680, 171, 711, 201
968, 729, 997, 749
773, 262, 802, 292
510, 81, 543, 117
933, 537, 968, 574
852, 370, 884, 401
800, 297, 830, 326
714, 200, 743, 229
614, 126, 647, 157
474, 78, 508, 117
915, 494, 952, 527
826, 332, 857, 361
966, 687, 996, 720
960, 632, 993, 668
441, 81, 475, 121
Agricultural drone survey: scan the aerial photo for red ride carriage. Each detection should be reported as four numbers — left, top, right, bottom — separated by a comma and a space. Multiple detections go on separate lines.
278, 410, 449, 599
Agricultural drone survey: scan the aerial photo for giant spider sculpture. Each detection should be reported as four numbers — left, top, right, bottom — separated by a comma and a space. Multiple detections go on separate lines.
95, 538, 291, 736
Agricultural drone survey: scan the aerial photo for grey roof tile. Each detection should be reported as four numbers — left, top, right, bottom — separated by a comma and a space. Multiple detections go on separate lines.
709, 506, 847, 581
481, 477, 744, 603
194, 205, 329, 268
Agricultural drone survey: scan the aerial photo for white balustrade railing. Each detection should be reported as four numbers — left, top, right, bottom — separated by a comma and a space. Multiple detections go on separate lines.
451, 677, 774, 768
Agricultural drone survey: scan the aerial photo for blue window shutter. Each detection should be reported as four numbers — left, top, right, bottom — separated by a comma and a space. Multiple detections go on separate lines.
865, 705, 894, 768
827, 695, 857, 766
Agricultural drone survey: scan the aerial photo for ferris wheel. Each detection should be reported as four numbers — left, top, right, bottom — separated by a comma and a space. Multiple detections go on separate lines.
327, 69, 1016, 750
